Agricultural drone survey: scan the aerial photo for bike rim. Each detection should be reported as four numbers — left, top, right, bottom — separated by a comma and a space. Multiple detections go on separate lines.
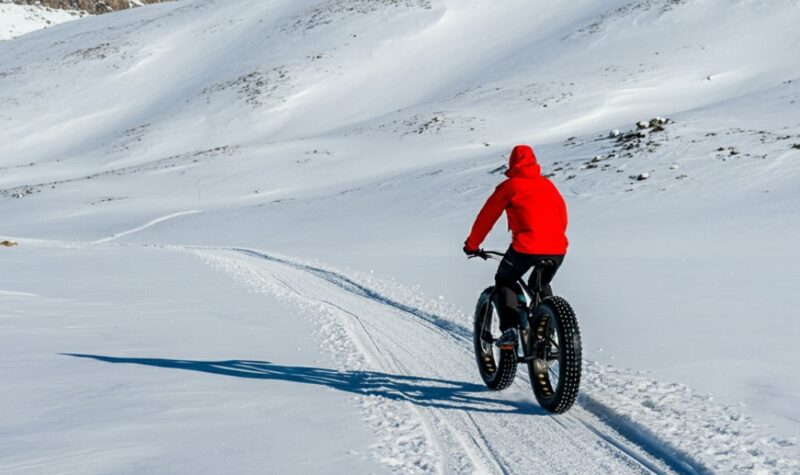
479, 301, 504, 373
545, 315, 561, 390
532, 311, 562, 397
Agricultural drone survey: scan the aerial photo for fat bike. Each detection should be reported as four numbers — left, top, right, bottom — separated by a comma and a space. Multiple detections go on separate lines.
471, 250, 582, 413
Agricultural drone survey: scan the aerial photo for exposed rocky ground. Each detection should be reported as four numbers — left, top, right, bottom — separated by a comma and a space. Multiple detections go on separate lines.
282, 0, 433, 32
6, 0, 171, 14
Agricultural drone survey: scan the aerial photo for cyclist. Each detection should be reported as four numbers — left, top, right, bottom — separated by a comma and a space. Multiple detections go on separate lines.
463, 145, 568, 349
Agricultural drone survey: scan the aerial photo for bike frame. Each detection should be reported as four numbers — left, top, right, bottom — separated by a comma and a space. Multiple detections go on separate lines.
471, 250, 556, 363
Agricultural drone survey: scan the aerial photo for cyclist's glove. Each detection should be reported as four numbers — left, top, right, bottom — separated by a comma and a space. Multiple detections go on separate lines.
463, 242, 480, 257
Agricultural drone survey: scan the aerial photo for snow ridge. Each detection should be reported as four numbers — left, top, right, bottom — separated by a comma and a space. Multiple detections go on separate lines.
581, 362, 799, 474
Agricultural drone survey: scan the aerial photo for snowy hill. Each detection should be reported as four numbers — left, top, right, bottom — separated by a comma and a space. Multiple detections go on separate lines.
0, 0, 172, 41
0, 2, 86, 40
1, 0, 799, 473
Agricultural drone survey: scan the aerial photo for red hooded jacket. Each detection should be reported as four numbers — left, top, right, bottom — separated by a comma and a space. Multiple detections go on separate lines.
465, 145, 568, 255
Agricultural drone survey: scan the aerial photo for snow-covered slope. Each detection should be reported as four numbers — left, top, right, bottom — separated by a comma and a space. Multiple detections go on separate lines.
1, 0, 799, 473
0, 2, 86, 41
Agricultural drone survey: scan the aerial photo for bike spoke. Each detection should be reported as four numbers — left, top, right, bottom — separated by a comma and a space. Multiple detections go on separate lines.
549, 366, 559, 388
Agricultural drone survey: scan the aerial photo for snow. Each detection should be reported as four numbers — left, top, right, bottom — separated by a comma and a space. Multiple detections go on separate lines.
0, 2, 86, 41
1, 0, 800, 473
0, 242, 384, 473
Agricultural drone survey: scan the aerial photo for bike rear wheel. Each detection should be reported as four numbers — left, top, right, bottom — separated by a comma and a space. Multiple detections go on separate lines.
528, 296, 581, 413
474, 287, 517, 390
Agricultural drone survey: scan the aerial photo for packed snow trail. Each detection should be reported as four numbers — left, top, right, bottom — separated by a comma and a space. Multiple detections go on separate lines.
192, 246, 689, 474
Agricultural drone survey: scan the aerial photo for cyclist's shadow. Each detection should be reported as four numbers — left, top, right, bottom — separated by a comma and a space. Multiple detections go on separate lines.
63, 353, 547, 415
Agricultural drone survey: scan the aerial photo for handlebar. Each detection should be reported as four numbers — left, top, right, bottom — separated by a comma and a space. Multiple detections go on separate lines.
467, 249, 505, 261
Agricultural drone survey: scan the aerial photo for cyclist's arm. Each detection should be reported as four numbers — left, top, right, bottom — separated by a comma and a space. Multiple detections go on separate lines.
465, 182, 510, 250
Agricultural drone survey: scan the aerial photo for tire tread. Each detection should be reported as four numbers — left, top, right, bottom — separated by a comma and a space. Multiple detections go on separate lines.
531, 296, 582, 413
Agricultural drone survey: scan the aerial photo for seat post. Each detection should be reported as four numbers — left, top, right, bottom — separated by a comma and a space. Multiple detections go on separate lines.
529, 259, 555, 295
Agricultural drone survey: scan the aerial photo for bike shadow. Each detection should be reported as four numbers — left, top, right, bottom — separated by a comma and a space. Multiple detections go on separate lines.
63, 353, 547, 416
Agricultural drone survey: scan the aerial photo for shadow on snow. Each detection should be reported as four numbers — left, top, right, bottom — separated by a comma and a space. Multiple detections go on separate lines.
63, 353, 546, 416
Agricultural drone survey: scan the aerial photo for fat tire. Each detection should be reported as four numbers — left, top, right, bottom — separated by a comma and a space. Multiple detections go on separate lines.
473, 286, 517, 390
528, 296, 581, 413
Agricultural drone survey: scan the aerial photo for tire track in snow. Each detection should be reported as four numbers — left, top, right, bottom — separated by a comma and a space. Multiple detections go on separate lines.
229, 247, 472, 345
221, 247, 732, 473
91, 210, 202, 244
193, 248, 446, 473
192, 246, 681, 474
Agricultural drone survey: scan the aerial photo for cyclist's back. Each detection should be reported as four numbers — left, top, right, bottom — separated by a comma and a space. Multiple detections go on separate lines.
465, 145, 567, 255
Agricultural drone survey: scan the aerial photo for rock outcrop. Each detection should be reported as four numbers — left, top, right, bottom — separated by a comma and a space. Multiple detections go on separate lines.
8, 0, 171, 14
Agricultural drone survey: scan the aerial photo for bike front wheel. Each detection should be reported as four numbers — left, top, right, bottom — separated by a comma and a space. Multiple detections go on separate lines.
528, 296, 582, 413
474, 287, 517, 390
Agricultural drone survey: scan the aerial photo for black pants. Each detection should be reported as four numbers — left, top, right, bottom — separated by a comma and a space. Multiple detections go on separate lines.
494, 246, 564, 331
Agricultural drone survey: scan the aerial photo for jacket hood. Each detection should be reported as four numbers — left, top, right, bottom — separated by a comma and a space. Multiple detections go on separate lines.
505, 145, 541, 178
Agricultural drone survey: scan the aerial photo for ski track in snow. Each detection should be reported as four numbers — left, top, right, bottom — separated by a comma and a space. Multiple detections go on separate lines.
0, 289, 39, 298
91, 210, 203, 244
